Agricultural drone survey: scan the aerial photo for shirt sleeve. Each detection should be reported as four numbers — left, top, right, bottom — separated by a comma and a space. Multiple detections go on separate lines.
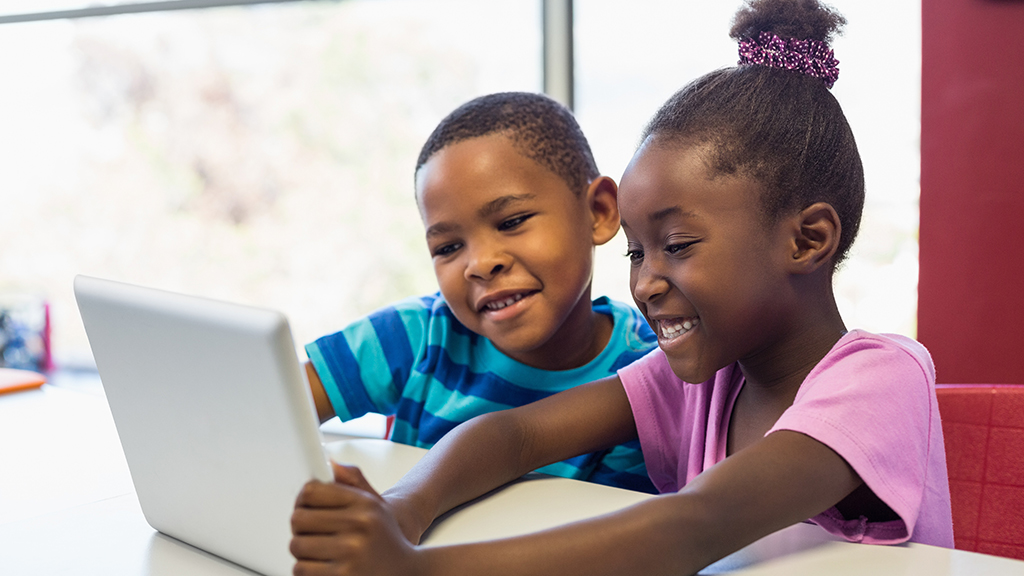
768, 333, 938, 544
619, 348, 694, 494
304, 297, 429, 421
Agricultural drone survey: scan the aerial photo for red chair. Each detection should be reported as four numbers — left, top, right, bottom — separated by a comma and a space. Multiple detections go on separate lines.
936, 384, 1024, 560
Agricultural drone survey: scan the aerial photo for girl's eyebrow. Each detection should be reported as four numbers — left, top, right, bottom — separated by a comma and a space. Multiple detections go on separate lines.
621, 207, 701, 229
651, 206, 700, 222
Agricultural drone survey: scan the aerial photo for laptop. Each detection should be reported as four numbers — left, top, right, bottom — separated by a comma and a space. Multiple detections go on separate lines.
74, 275, 332, 576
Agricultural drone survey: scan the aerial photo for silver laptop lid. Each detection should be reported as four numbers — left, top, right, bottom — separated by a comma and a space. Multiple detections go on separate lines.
74, 275, 331, 576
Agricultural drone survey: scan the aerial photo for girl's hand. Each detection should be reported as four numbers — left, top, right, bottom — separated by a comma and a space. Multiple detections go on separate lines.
291, 463, 423, 576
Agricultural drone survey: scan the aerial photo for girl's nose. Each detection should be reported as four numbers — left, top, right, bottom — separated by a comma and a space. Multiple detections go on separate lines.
464, 242, 512, 281
631, 259, 669, 303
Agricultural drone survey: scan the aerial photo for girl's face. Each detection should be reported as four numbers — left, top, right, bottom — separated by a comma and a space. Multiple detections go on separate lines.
619, 141, 796, 384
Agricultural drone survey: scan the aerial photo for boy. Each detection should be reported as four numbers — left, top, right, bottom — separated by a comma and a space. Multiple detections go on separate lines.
303, 92, 657, 492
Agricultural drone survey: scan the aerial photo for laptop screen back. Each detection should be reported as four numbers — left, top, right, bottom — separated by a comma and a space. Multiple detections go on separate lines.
75, 275, 331, 576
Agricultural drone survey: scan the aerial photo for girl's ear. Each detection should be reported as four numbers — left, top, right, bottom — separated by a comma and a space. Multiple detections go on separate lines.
585, 176, 621, 246
787, 202, 842, 274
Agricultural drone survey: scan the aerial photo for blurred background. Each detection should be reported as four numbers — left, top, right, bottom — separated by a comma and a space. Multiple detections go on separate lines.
0, 0, 920, 371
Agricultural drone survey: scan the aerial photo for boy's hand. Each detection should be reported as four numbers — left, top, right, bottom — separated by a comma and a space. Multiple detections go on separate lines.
291, 463, 423, 576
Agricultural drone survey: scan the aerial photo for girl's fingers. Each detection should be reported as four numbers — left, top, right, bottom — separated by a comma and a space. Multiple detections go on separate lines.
291, 507, 345, 535
291, 505, 385, 535
292, 561, 335, 576
290, 468, 411, 575
293, 464, 381, 510
290, 534, 340, 561
294, 479, 369, 509
290, 509, 415, 574
292, 557, 360, 576
289, 533, 367, 562
331, 463, 379, 496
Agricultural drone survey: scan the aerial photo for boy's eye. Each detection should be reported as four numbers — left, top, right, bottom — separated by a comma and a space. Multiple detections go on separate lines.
624, 248, 644, 264
433, 242, 462, 257
498, 213, 533, 231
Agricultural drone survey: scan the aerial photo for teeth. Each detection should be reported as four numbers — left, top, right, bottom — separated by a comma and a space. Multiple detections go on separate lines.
485, 293, 525, 311
660, 317, 699, 339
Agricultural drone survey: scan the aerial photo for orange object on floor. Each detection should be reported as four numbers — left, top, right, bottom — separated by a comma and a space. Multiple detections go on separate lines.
936, 384, 1024, 560
0, 368, 46, 395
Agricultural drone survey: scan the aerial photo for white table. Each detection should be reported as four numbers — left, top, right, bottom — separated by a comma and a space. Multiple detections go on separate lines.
2, 376, 1022, 576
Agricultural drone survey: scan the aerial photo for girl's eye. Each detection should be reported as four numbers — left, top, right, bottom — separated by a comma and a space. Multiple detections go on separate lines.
666, 241, 697, 255
624, 248, 644, 264
498, 214, 533, 231
433, 242, 462, 257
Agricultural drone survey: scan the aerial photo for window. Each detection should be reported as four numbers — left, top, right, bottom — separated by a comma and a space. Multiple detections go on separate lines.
0, 0, 920, 370
0, 0, 541, 366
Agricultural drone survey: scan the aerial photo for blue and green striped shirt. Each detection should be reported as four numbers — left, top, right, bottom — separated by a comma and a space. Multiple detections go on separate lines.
305, 293, 658, 493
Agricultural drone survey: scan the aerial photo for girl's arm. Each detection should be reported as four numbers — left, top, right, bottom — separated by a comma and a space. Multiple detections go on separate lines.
291, 375, 639, 569
412, 429, 860, 576
381, 374, 641, 541
291, 376, 863, 576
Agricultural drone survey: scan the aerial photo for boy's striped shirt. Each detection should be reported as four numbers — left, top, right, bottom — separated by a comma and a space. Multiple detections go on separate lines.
306, 293, 659, 493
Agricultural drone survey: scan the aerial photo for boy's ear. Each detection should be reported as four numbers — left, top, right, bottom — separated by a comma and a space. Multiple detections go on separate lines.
786, 202, 842, 274
585, 176, 620, 246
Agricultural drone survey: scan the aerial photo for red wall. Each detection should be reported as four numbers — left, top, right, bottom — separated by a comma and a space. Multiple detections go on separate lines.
919, 0, 1024, 384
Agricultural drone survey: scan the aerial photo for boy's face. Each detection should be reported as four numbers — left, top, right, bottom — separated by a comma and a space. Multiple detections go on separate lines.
415, 135, 603, 366
619, 141, 796, 384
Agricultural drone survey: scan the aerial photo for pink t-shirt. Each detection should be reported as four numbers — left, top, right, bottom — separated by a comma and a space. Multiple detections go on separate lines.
619, 329, 953, 548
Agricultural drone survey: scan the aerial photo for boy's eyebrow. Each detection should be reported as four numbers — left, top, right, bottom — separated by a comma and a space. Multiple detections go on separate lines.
425, 222, 457, 238
479, 194, 536, 218
425, 194, 538, 239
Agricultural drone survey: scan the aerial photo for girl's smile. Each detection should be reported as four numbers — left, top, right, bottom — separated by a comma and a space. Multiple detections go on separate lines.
655, 316, 700, 344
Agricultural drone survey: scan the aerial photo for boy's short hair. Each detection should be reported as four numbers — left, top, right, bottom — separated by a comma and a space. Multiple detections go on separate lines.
415, 92, 599, 196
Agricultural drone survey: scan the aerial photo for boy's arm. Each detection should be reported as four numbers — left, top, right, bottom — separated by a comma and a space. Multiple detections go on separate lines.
304, 360, 336, 424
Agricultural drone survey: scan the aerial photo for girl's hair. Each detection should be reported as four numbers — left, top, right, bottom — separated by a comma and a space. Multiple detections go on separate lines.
415, 92, 599, 197
642, 0, 864, 265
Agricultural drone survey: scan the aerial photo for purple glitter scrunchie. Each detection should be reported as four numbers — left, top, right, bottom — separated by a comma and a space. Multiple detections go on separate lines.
737, 31, 839, 88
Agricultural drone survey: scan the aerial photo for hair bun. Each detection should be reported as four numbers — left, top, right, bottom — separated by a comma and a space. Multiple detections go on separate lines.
730, 0, 846, 44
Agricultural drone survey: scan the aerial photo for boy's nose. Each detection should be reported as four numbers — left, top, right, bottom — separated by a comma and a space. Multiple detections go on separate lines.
464, 246, 512, 281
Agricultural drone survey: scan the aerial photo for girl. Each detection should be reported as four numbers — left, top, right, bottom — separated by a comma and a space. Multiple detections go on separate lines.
289, 1, 953, 574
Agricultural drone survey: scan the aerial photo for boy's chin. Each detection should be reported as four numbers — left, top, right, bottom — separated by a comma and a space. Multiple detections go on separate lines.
486, 330, 564, 364
487, 334, 546, 357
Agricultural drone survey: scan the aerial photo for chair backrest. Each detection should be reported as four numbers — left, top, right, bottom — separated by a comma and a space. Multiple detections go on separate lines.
935, 384, 1024, 560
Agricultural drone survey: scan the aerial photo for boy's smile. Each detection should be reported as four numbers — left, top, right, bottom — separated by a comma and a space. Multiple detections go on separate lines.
476, 289, 538, 318
619, 140, 797, 384
415, 134, 619, 370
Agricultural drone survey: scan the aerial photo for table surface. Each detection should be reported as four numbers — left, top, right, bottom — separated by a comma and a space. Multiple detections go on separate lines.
2, 373, 1022, 576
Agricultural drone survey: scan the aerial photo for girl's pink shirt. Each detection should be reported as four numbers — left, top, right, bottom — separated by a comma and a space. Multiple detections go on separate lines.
619, 329, 954, 548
